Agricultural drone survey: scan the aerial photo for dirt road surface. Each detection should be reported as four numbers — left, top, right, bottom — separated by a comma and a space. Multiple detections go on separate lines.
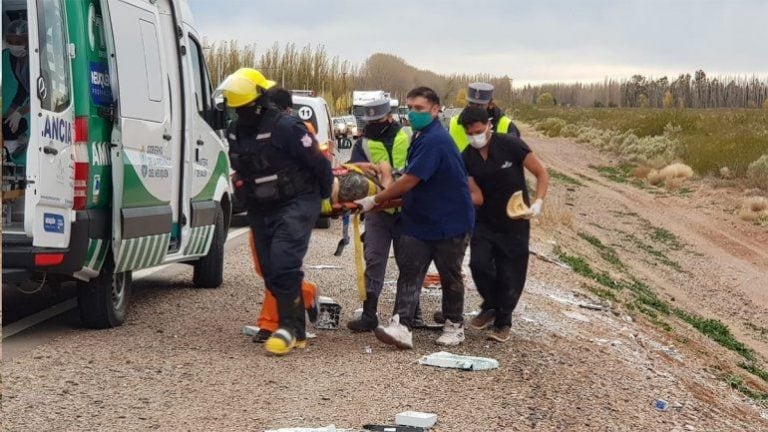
3, 129, 768, 431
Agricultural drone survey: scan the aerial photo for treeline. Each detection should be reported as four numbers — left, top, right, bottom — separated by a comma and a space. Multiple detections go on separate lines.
203, 41, 513, 115
517, 71, 768, 109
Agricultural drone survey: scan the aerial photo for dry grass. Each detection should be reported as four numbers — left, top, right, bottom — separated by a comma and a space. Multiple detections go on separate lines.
720, 166, 735, 179
739, 196, 768, 222
647, 163, 694, 187
631, 166, 652, 179
538, 194, 573, 228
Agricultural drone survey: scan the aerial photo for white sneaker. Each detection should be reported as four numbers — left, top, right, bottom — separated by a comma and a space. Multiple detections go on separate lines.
436, 319, 465, 346
374, 314, 413, 349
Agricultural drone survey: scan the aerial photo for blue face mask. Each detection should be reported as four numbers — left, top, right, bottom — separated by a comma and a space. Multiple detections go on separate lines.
408, 110, 433, 131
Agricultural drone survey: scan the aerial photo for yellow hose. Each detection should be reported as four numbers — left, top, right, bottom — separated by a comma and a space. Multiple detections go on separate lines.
352, 212, 366, 301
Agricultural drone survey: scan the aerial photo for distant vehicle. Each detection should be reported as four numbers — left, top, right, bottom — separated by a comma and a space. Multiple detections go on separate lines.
398, 106, 410, 126
352, 90, 390, 133
342, 115, 359, 138
332, 117, 348, 139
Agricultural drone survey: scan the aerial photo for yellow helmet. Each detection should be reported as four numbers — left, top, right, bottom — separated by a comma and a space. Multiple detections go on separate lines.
215, 68, 276, 108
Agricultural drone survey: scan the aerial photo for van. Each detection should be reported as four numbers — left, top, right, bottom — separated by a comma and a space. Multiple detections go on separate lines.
1, 0, 232, 328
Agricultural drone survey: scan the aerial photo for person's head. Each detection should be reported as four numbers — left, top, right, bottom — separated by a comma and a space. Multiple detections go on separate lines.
361, 98, 393, 137
466, 82, 494, 110
266, 87, 292, 113
458, 106, 491, 149
4, 19, 28, 58
214, 68, 276, 124
405, 86, 440, 131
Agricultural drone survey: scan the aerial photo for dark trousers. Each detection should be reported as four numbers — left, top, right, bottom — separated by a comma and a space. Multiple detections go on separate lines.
469, 223, 529, 328
394, 233, 469, 329
363, 211, 398, 300
248, 194, 320, 336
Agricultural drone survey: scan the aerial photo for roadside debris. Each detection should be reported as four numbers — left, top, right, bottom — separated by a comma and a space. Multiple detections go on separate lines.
396, 411, 437, 428
418, 351, 499, 371
653, 399, 669, 411
264, 426, 341, 432
316, 296, 342, 330
579, 303, 609, 312
307, 265, 344, 270
529, 250, 572, 269
363, 425, 425, 432
242, 325, 260, 337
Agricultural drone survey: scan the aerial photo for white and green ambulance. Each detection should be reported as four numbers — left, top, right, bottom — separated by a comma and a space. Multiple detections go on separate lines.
2, 0, 232, 328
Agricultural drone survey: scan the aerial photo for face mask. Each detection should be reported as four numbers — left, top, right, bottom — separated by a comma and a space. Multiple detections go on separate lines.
468, 125, 490, 149
408, 110, 433, 131
7, 44, 26, 58
364, 120, 390, 138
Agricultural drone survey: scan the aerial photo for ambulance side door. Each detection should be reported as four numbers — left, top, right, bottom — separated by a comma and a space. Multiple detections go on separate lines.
24, 0, 76, 248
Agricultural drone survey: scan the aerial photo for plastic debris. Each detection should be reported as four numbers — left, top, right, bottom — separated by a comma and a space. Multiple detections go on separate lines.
579, 303, 608, 312
418, 351, 499, 371
307, 265, 343, 269
363, 425, 425, 432
653, 399, 669, 411
364, 346, 373, 354
242, 325, 260, 337
396, 411, 437, 428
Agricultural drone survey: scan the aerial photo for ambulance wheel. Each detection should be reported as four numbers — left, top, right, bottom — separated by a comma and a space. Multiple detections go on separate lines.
315, 216, 331, 229
77, 255, 131, 329
193, 206, 225, 288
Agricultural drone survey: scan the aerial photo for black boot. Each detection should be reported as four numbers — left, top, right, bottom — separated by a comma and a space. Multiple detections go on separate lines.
347, 294, 379, 332
266, 296, 303, 355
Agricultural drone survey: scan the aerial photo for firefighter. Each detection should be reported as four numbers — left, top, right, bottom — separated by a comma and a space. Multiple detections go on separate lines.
448, 82, 520, 152
217, 68, 332, 356
459, 106, 549, 342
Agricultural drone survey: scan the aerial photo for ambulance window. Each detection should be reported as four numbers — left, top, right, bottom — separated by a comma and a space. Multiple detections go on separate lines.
188, 36, 210, 115
36, 0, 71, 112
138, 19, 162, 102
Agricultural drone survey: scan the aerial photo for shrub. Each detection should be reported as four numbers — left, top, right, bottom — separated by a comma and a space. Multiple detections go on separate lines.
738, 197, 768, 222
536, 92, 555, 107
746, 154, 768, 190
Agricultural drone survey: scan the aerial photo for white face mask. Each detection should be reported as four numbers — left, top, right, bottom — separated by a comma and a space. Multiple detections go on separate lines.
468, 125, 490, 149
7, 44, 27, 58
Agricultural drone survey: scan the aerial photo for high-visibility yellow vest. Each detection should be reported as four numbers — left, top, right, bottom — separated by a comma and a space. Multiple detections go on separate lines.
361, 128, 411, 170
449, 114, 512, 151
361, 128, 411, 213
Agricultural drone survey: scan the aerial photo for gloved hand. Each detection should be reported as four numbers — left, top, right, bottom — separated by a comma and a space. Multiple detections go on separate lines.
320, 198, 332, 216
530, 199, 544, 218
355, 196, 377, 213
5, 111, 22, 133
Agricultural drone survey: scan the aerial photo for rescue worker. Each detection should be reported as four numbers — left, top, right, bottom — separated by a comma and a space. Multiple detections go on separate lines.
356, 87, 476, 349
345, 99, 412, 332
218, 68, 333, 356
448, 82, 520, 152
2, 19, 30, 164
248, 86, 321, 344
460, 106, 549, 342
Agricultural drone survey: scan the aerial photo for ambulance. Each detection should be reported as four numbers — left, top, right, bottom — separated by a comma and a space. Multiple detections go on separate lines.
1, 0, 232, 328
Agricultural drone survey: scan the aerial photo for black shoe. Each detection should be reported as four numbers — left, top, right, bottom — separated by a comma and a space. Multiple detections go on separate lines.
347, 314, 379, 332
252, 328, 272, 343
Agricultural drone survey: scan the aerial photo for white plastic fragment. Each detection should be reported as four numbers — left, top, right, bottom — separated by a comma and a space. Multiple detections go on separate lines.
396, 411, 437, 428
307, 265, 343, 269
418, 351, 499, 371
242, 325, 260, 337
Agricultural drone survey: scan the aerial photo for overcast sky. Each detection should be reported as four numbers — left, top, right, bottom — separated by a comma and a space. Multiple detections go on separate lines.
188, 0, 768, 86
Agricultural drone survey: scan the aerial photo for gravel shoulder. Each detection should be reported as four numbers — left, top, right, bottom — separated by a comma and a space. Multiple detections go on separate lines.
3, 134, 768, 431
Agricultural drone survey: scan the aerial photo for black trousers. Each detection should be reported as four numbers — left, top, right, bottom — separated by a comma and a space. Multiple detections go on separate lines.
394, 233, 469, 329
469, 223, 529, 328
248, 193, 320, 337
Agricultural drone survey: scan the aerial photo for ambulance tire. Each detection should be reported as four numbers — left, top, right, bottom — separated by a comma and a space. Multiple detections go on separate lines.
315, 216, 331, 229
193, 206, 225, 288
77, 255, 132, 329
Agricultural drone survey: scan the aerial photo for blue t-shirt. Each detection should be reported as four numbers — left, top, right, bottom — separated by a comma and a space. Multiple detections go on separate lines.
398, 119, 474, 240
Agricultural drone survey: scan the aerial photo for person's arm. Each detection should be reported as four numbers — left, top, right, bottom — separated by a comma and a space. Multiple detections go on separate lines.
468, 176, 483, 206
377, 162, 394, 188
373, 173, 420, 204
282, 119, 333, 198
523, 152, 548, 202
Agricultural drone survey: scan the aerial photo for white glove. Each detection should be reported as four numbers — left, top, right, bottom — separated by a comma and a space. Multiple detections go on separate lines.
355, 196, 377, 213
5, 111, 22, 133
530, 199, 544, 218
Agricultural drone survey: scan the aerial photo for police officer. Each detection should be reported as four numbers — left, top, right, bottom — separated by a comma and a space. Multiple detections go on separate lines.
345, 99, 412, 332
448, 82, 520, 152
217, 68, 333, 356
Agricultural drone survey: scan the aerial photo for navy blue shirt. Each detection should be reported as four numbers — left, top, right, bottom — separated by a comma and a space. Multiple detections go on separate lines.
399, 119, 474, 240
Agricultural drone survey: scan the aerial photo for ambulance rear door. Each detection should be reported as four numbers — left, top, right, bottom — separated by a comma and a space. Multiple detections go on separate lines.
23, 0, 76, 248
